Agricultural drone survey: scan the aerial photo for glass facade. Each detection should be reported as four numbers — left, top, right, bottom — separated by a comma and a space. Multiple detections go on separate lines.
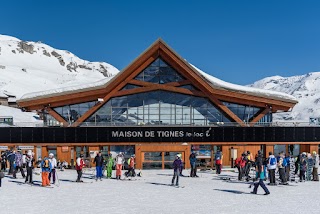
121, 84, 140, 90
134, 57, 185, 84
223, 102, 261, 122
53, 101, 97, 124
83, 90, 231, 126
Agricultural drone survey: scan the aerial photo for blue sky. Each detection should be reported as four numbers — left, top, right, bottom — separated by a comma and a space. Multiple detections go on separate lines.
1, 0, 320, 85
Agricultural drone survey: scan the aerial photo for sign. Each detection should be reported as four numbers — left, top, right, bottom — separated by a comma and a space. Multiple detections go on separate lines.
0, 146, 8, 150
17, 146, 34, 150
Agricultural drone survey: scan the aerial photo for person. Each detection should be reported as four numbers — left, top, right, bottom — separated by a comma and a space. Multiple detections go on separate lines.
22, 151, 27, 169
1, 151, 7, 171
41, 156, 52, 187
277, 152, 288, 185
93, 151, 104, 181
306, 153, 314, 181
172, 154, 182, 186
7, 150, 15, 175
285, 153, 291, 181
48, 153, 57, 184
299, 152, 307, 182
106, 153, 114, 178
312, 151, 319, 181
125, 154, 136, 177
267, 152, 277, 185
76, 154, 85, 182
244, 151, 253, 180
189, 151, 198, 177
215, 150, 223, 174
25, 150, 34, 184
13, 149, 25, 179
251, 150, 270, 195
115, 152, 124, 180
235, 153, 246, 181
177, 154, 184, 176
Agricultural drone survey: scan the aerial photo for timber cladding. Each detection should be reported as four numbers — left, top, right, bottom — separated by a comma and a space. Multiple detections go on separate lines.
0, 127, 319, 143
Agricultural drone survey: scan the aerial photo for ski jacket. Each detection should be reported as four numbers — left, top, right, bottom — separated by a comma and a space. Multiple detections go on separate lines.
15, 153, 23, 167
94, 155, 104, 167
267, 155, 277, 170
107, 157, 114, 168
26, 156, 34, 168
41, 158, 52, 172
300, 158, 307, 171
129, 157, 135, 168
189, 153, 196, 165
235, 157, 246, 168
22, 154, 26, 164
116, 155, 124, 165
313, 154, 319, 168
7, 152, 15, 162
173, 159, 182, 172
76, 158, 85, 170
49, 158, 57, 168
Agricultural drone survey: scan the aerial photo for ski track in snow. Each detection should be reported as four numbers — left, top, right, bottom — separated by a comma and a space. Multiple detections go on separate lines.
0, 169, 319, 214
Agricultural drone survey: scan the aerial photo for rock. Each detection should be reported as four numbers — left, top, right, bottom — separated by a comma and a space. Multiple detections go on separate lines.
43, 50, 51, 57
79, 64, 92, 70
17, 41, 35, 54
12, 50, 16, 54
66, 62, 78, 72
51, 51, 65, 66
99, 64, 112, 77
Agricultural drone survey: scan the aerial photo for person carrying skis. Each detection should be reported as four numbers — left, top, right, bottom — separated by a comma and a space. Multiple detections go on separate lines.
215, 150, 223, 174
189, 151, 198, 177
251, 150, 270, 195
76, 154, 85, 182
172, 154, 182, 186
48, 153, 57, 184
312, 151, 319, 181
106, 153, 114, 178
115, 152, 124, 180
13, 149, 25, 179
93, 151, 104, 181
41, 156, 52, 187
25, 150, 34, 184
267, 152, 277, 185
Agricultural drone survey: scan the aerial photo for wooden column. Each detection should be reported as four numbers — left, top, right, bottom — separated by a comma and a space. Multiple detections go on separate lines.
266, 145, 274, 156
89, 146, 100, 167
42, 146, 48, 158
310, 144, 318, 154
135, 145, 142, 170
57, 146, 71, 164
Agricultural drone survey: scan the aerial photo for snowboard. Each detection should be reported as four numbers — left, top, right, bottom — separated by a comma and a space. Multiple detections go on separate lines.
289, 157, 296, 182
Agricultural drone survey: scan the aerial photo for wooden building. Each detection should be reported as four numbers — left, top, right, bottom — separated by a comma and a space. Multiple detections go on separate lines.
13, 39, 319, 169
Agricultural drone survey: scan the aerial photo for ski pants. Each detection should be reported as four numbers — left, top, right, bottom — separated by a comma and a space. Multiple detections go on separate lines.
216, 164, 222, 174
49, 168, 56, 183
253, 179, 270, 194
190, 163, 197, 177
107, 166, 112, 178
42, 171, 50, 186
13, 166, 25, 178
76, 170, 83, 182
172, 169, 180, 185
1, 162, 6, 171
268, 169, 276, 184
285, 166, 290, 181
9, 161, 14, 174
116, 164, 122, 177
96, 166, 103, 178
312, 167, 319, 181
279, 168, 287, 183
299, 170, 306, 181
25, 167, 33, 184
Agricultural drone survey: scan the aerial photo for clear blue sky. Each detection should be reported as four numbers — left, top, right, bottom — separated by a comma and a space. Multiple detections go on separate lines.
1, 0, 320, 85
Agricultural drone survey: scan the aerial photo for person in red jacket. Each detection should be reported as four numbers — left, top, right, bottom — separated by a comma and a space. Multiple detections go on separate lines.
76, 154, 85, 182
235, 153, 246, 181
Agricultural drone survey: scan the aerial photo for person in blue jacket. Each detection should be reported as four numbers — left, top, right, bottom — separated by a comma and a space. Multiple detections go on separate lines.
189, 151, 198, 177
251, 150, 270, 195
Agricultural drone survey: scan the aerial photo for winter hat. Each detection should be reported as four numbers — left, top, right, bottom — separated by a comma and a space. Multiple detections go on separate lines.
49, 153, 54, 157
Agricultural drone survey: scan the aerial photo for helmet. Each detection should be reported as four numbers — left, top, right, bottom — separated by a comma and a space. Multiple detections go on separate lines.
49, 153, 54, 157
313, 151, 317, 155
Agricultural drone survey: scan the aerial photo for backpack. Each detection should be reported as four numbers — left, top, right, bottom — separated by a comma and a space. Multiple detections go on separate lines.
215, 152, 221, 160
127, 158, 131, 165
42, 159, 50, 168
270, 157, 276, 166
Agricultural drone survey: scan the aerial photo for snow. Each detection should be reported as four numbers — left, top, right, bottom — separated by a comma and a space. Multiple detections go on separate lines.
0, 105, 41, 126
0, 169, 319, 214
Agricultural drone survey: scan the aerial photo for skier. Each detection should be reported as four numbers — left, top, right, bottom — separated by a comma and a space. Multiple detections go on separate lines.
285, 153, 291, 181
76, 154, 85, 182
172, 154, 182, 186
48, 153, 57, 184
115, 152, 124, 180
306, 153, 314, 181
93, 151, 104, 181
125, 154, 136, 178
7, 150, 15, 175
106, 153, 114, 179
277, 152, 288, 185
251, 150, 270, 195
22, 151, 27, 169
215, 150, 223, 174
189, 151, 198, 177
1, 151, 7, 171
267, 152, 277, 185
299, 152, 307, 182
235, 153, 246, 181
312, 151, 319, 181
13, 149, 25, 179
25, 150, 34, 184
41, 156, 52, 187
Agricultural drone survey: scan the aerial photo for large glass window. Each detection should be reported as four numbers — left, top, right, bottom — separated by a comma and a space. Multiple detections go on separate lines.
83, 90, 231, 126
223, 102, 264, 123
135, 57, 185, 84
53, 101, 97, 124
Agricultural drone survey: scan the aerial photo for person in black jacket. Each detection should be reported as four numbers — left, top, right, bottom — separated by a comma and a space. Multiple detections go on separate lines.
93, 151, 104, 181
1, 151, 7, 171
251, 151, 270, 195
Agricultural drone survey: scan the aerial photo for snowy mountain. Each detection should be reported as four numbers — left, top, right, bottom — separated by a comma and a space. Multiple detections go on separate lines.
249, 72, 320, 123
0, 34, 119, 125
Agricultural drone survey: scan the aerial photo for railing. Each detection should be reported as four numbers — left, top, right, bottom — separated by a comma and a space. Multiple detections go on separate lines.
5, 121, 320, 127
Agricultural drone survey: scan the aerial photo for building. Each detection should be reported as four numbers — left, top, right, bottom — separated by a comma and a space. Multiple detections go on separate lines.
8, 39, 319, 169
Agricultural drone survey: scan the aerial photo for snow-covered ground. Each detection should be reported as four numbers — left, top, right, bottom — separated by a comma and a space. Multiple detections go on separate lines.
0, 168, 319, 214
